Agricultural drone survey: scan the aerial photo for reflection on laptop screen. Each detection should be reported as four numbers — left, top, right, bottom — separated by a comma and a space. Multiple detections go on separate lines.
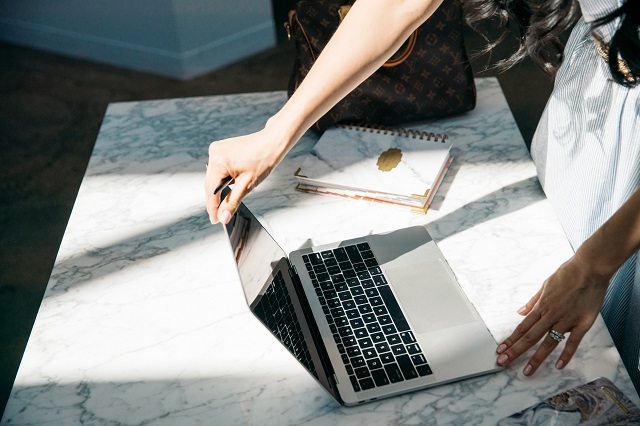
225, 202, 285, 307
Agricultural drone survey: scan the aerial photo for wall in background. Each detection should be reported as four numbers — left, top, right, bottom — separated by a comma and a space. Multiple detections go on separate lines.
0, 0, 276, 80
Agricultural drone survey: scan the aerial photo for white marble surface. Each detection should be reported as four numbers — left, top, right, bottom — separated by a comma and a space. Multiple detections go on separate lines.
3, 78, 638, 425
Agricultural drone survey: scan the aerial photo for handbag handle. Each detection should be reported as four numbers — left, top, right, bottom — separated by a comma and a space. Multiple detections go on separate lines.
287, 5, 417, 68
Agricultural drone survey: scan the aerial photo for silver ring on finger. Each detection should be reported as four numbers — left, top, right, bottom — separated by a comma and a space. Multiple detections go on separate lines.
549, 329, 565, 342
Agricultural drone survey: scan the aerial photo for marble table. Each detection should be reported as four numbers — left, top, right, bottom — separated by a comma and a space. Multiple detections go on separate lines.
3, 78, 638, 425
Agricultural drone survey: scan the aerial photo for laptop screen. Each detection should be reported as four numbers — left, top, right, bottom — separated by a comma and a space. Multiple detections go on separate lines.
224, 200, 286, 308
223, 198, 337, 394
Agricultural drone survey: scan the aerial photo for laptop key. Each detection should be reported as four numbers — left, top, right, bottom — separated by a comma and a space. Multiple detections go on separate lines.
363, 313, 377, 324
308, 252, 323, 265
321, 250, 334, 259
358, 304, 373, 314
369, 266, 382, 275
375, 342, 390, 353
349, 375, 361, 392
364, 258, 378, 267
342, 336, 357, 347
356, 242, 370, 251
391, 344, 407, 356
343, 300, 357, 310
330, 307, 345, 317
362, 348, 377, 359
387, 334, 401, 345
373, 275, 388, 286
354, 328, 368, 339
371, 368, 390, 387
359, 337, 373, 348
343, 268, 356, 279
373, 306, 388, 316
357, 271, 372, 280
416, 364, 433, 376
334, 282, 349, 292
328, 265, 341, 275
333, 247, 349, 262
359, 377, 375, 390
378, 315, 392, 325
371, 332, 385, 343
369, 297, 384, 306
361, 279, 375, 288
317, 272, 330, 282
400, 331, 416, 344
384, 363, 405, 383
338, 291, 352, 301
367, 358, 382, 370
338, 326, 352, 337
320, 281, 333, 291
325, 257, 338, 267
345, 245, 363, 263
351, 286, 364, 296
335, 317, 349, 327
360, 249, 374, 259
365, 288, 379, 297
346, 309, 360, 320
354, 295, 368, 305
411, 354, 428, 365
351, 356, 366, 368
397, 354, 418, 380
350, 318, 364, 329
354, 263, 368, 272
354, 367, 370, 379
407, 343, 421, 355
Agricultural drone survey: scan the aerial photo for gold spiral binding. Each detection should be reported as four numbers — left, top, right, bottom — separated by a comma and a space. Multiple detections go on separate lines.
336, 123, 448, 142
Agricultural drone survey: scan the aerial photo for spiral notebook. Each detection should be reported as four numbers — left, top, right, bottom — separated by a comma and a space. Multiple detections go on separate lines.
294, 124, 453, 213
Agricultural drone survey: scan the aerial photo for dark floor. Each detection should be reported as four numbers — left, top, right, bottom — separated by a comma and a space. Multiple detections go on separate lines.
0, 21, 557, 417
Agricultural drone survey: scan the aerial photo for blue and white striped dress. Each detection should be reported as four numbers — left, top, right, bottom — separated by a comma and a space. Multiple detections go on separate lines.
530, 0, 640, 393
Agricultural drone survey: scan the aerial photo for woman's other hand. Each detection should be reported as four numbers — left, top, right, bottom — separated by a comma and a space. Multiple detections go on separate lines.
495, 251, 610, 375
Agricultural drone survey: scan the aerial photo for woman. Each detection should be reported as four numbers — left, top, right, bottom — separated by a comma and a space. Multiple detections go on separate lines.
205, 0, 640, 393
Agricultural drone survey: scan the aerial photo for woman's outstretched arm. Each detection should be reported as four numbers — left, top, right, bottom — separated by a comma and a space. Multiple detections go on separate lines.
205, 0, 443, 224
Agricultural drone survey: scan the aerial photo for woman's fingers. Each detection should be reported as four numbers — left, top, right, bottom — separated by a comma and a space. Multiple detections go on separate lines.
497, 311, 548, 366
555, 325, 588, 370
519, 324, 568, 375
216, 176, 254, 224
517, 288, 542, 316
205, 162, 228, 225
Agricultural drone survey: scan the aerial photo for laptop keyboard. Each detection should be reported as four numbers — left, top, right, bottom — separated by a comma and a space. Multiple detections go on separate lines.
254, 270, 317, 377
302, 242, 433, 393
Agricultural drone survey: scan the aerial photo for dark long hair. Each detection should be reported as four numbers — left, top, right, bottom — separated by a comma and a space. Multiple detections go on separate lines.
466, 0, 640, 86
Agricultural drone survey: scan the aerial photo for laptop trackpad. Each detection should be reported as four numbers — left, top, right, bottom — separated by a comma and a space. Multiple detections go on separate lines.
385, 259, 477, 334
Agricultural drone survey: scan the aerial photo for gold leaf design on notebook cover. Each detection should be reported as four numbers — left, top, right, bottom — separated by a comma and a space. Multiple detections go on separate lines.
377, 148, 403, 172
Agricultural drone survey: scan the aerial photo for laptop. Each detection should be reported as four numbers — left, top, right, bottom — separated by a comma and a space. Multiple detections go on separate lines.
222, 190, 501, 406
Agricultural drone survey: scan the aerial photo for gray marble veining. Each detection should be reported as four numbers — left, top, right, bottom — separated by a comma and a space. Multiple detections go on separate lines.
2, 78, 638, 425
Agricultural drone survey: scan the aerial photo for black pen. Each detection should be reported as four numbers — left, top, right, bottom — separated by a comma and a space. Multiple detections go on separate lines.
214, 175, 233, 195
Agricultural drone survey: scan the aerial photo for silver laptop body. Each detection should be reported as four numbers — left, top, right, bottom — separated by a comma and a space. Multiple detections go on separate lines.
223, 197, 501, 406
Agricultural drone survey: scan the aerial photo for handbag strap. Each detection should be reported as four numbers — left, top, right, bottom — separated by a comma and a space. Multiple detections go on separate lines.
287, 5, 417, 68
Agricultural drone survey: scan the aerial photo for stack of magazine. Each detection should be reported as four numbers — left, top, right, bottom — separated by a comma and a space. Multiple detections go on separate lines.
294, 123, 453, 213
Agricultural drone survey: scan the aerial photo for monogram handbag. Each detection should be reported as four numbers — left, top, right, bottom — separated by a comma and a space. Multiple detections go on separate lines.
285, 0, 476, 131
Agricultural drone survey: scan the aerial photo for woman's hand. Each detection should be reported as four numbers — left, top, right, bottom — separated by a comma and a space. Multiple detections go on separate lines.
497, 187, 640, 375
496, 251, 610, 375
205, 126, 288, 225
